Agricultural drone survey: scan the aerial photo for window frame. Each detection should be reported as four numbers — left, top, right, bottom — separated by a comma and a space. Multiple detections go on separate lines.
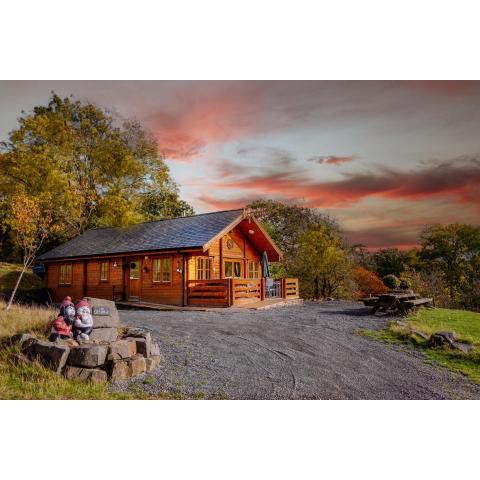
59, 263, 72, 286
196, 256, 212, 280
99, 260, 109, 282
224, 260, 242, 279
248, 261, 260, 279
152, 255, 172, 284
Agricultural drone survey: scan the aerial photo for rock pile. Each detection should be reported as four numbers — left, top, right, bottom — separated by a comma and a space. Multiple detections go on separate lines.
428, 330, 474, 353
6, 298, 161, 384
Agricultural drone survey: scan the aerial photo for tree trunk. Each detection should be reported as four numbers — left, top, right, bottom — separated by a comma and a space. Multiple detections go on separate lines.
6, 263, 28, 311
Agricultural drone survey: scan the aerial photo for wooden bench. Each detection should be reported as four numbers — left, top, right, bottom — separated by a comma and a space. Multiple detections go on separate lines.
401, 297, 433, 312
360, 297, 379, 307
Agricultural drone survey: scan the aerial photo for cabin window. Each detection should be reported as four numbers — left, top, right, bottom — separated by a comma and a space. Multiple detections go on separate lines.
196, 257, 212, 280
100, 261, 109, 281
248, 261, 260, 279
59, 263, 72, 285
153, 257, 171, 283
224, 260, 242, 278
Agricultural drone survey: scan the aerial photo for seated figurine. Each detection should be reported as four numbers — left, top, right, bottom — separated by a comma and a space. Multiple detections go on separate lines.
73, 297, 94, 340
49, 296, 75, 341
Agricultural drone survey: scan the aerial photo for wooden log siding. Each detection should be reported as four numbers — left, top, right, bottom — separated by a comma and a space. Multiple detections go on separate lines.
187, 279, 231, 307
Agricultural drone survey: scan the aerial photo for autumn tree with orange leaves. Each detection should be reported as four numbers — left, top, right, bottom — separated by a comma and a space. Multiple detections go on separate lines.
3, 194, 58, 310
353, 266, 387, 298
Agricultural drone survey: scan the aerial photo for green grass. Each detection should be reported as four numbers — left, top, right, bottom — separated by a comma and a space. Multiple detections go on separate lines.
407, 308, 480, 344
359, 308, 480, 384
0, 262, 43, 293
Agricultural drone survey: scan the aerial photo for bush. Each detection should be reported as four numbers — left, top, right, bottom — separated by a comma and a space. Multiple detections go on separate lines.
353, 266, 388, 298
383, 274, 400, 290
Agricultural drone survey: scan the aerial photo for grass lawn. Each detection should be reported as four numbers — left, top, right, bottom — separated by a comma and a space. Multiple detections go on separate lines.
360, 307, 480, 384
0, 301, 184, 400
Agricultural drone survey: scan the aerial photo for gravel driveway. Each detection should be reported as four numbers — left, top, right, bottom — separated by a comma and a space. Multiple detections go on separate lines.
114, 301, 480, 399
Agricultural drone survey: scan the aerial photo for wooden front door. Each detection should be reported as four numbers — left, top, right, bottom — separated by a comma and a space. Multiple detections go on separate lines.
128, 258, 141, 300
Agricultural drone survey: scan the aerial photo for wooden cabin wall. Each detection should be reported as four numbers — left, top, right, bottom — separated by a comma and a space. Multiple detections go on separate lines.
46, 261, 86, 302
139, 253, 184, 305
186, 226, 263, 281
85, 257, 124, 300
46, 253, 184, 305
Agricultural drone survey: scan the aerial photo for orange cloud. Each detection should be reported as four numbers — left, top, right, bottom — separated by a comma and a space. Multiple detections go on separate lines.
203, 155, 480, 209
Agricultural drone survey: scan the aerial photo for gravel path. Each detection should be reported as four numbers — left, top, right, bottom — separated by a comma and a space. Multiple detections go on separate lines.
112, 301, 480, 399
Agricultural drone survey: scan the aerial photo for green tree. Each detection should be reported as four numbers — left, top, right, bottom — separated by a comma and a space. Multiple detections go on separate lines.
248, 199, 339, 257
290, 225, 353, 300
371, 248, 409, 277
420, 224, 480, 298
0, 93, 193, 257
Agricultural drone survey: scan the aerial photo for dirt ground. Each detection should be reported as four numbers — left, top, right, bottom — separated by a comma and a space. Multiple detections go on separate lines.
113, 301, 480, 399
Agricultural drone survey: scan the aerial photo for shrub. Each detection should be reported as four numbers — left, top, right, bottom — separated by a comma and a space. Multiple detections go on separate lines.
353, 266, 388, 298
383, 274, 400, 290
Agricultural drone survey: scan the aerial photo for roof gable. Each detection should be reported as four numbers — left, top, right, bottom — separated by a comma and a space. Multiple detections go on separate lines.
37, 209, 243, 261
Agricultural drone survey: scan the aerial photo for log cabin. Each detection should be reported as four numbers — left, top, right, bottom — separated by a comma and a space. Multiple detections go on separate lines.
37, 209, 299, 307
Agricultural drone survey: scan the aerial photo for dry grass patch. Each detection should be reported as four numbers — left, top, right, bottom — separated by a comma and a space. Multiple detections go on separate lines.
0, 300, 54, 340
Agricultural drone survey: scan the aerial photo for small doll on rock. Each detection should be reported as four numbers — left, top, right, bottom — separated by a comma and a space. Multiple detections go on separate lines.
73, 297, 94, 340
49, 296, 75, 341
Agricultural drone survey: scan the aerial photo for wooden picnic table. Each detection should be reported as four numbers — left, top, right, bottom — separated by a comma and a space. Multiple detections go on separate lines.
361, 291, 432, 314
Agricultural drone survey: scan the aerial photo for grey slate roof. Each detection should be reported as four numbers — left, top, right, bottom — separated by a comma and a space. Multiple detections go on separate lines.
37, 209, 243, 261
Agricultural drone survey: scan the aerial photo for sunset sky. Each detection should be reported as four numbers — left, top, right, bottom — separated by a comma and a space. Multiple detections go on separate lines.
1, 80, 480, 249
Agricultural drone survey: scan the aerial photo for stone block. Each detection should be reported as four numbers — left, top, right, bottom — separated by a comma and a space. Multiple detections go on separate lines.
89, 327, 118, 343
87, 297, 121, 328
123, 327, 151, 340
9, 333, 34, 348
109, 359, 130, 382
68, 344, 108, 368
150, 342, 160, 357
29, 340, 70, 374
21, 337, 39, 354
127, 336, 151, 358
107, 339, 137, 360
127, 354, 146, 376
64, 366, 107, 384
145, 355, 161, 372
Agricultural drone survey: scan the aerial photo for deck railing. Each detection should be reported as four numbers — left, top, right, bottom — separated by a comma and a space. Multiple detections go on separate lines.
231, 278, 262, 304
187, 279, 231, 307
186, 277, 299, 306
282, 278, 300, 299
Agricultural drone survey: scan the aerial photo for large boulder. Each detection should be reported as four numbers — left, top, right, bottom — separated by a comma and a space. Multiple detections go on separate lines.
68, 344, 108, 368
90, 328, 118, 343
428, 331, 457, 347
64, 366, 107, 384
452, 342, 474, 353
107, 339, 137, 360
109, 359, 130, 381
28, 340, 70, 373
87, 297, 121, 328
127, 354, 146, 376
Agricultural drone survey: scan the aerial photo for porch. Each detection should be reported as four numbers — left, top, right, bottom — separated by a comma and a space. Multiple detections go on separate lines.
186, 277, 299, 307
